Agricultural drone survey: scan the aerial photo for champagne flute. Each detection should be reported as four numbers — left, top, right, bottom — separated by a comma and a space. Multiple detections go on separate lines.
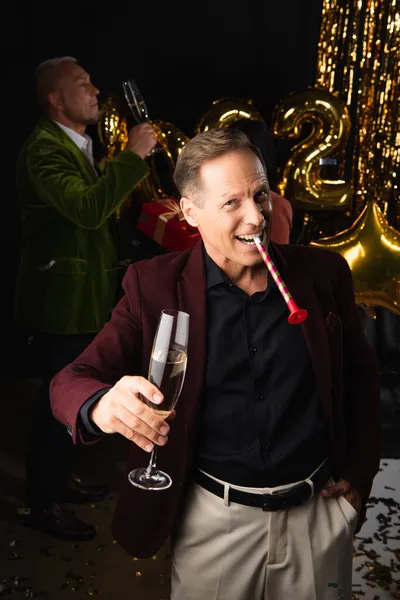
128, 309, 189, 490
121, 78, 162, 154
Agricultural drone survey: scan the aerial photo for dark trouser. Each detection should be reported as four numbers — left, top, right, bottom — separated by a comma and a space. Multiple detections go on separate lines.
26, 333, 95, 508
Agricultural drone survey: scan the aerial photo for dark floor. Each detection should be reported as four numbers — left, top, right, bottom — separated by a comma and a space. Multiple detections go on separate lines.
0, 375, 172, 599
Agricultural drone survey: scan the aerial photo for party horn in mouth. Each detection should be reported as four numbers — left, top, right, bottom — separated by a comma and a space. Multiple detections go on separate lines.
254, 237, 308, 325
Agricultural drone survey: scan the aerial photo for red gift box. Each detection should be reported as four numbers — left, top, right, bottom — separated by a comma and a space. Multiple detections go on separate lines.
137, 198, 201, 252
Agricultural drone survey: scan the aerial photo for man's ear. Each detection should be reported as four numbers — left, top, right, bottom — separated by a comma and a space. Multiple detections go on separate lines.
48, 91, 63, 111
180, 197, 200, 228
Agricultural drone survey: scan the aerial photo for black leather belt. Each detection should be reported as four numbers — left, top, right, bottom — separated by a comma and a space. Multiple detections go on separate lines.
194, 461, 331, 512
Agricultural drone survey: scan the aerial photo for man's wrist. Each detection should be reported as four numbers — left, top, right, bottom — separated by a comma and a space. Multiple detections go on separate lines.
79, 388, 111, 437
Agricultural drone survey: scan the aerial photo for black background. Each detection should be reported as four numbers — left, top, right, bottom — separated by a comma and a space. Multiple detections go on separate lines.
2, 0, 322, 367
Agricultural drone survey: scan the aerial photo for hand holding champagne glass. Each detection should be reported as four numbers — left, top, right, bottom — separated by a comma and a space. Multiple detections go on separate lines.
128, 309, 189, 490
125, 122, 157, 159
121, 78, 161, 154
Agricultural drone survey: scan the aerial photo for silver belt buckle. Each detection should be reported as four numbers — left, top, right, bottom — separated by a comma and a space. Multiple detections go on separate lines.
305, 478, 315, 500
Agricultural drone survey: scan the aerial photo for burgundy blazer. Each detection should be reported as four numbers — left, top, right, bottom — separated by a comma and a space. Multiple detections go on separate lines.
50, 242, 380, 558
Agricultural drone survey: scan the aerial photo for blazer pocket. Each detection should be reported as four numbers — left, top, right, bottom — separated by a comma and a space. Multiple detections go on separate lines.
325, 311, 344, 401
325, 311, 342, 331
44, 258, 89, 331
325, 311, 343, 361
50, 257, 89, 275
325, 312, 342, 329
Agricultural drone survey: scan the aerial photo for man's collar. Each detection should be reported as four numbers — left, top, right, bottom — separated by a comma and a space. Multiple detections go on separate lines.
52, 120, 90, 152
203, 243, 277, 290
204, 247, 230, 289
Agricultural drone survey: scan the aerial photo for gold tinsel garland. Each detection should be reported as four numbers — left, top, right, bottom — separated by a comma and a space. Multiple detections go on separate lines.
316, 0, 399, 221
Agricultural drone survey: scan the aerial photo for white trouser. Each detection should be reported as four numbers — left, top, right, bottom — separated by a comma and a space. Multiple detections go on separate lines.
171, 474, 358, 600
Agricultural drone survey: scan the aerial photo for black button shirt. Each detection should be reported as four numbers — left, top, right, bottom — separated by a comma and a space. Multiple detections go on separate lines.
195, 248, 328, 487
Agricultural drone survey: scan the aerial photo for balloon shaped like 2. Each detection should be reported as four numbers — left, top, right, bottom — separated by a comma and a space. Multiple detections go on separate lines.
149, 121, 190, 198
128, 120, 191, 203
195, 97, 264, 134
272, 88, 352, 211
310, 201, 400, 316
98, 101, 190, 201
131, 120, 190, 202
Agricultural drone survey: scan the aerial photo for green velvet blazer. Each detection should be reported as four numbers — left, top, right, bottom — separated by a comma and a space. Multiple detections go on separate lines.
14, 116, 150, 334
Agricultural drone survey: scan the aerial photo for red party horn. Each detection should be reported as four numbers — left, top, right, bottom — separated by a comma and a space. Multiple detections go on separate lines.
254, 237, 308, 325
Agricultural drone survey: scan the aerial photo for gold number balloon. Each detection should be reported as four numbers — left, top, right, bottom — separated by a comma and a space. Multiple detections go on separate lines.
143, 120, 190, 201
151, 120, 190, 194
195, 97, 264, 134
97, 96, 128, 161
272, 87, 352, 211
98, 105, 190, 201
97, 97, 129, 218
310, 201, 400, 315
129, 120, 190, 204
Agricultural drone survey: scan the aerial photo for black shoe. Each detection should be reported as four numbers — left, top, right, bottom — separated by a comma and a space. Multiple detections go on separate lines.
57, 474, 109, 504
24, 503, 96, 541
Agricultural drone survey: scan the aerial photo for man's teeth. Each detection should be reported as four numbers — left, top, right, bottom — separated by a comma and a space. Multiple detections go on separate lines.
236, 232, 262, 243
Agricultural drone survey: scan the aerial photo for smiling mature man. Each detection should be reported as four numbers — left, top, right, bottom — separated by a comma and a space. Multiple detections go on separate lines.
50, 128, 380, 600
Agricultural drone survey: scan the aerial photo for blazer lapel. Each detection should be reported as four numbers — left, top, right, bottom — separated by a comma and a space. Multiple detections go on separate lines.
271, 244, 333, 424
176, 243, 207, 426
39, 117, 99, 184
63, 137, 99, 184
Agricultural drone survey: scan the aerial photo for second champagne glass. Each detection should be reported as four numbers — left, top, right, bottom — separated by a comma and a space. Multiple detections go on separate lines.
121, 78, 162, 154
128, 309, 189, 491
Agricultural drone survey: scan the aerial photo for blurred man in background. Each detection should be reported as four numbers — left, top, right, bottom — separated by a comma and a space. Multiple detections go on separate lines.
14, 56, 156, 540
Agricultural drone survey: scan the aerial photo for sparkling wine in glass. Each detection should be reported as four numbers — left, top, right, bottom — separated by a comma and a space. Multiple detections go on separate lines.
121, 78, 161, 154
128, 309, 189, 490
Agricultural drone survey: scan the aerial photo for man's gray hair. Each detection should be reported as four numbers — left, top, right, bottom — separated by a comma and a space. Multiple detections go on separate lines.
35, 56, 79, 111
174, 128, 267, 205
35, 56, 78, 75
